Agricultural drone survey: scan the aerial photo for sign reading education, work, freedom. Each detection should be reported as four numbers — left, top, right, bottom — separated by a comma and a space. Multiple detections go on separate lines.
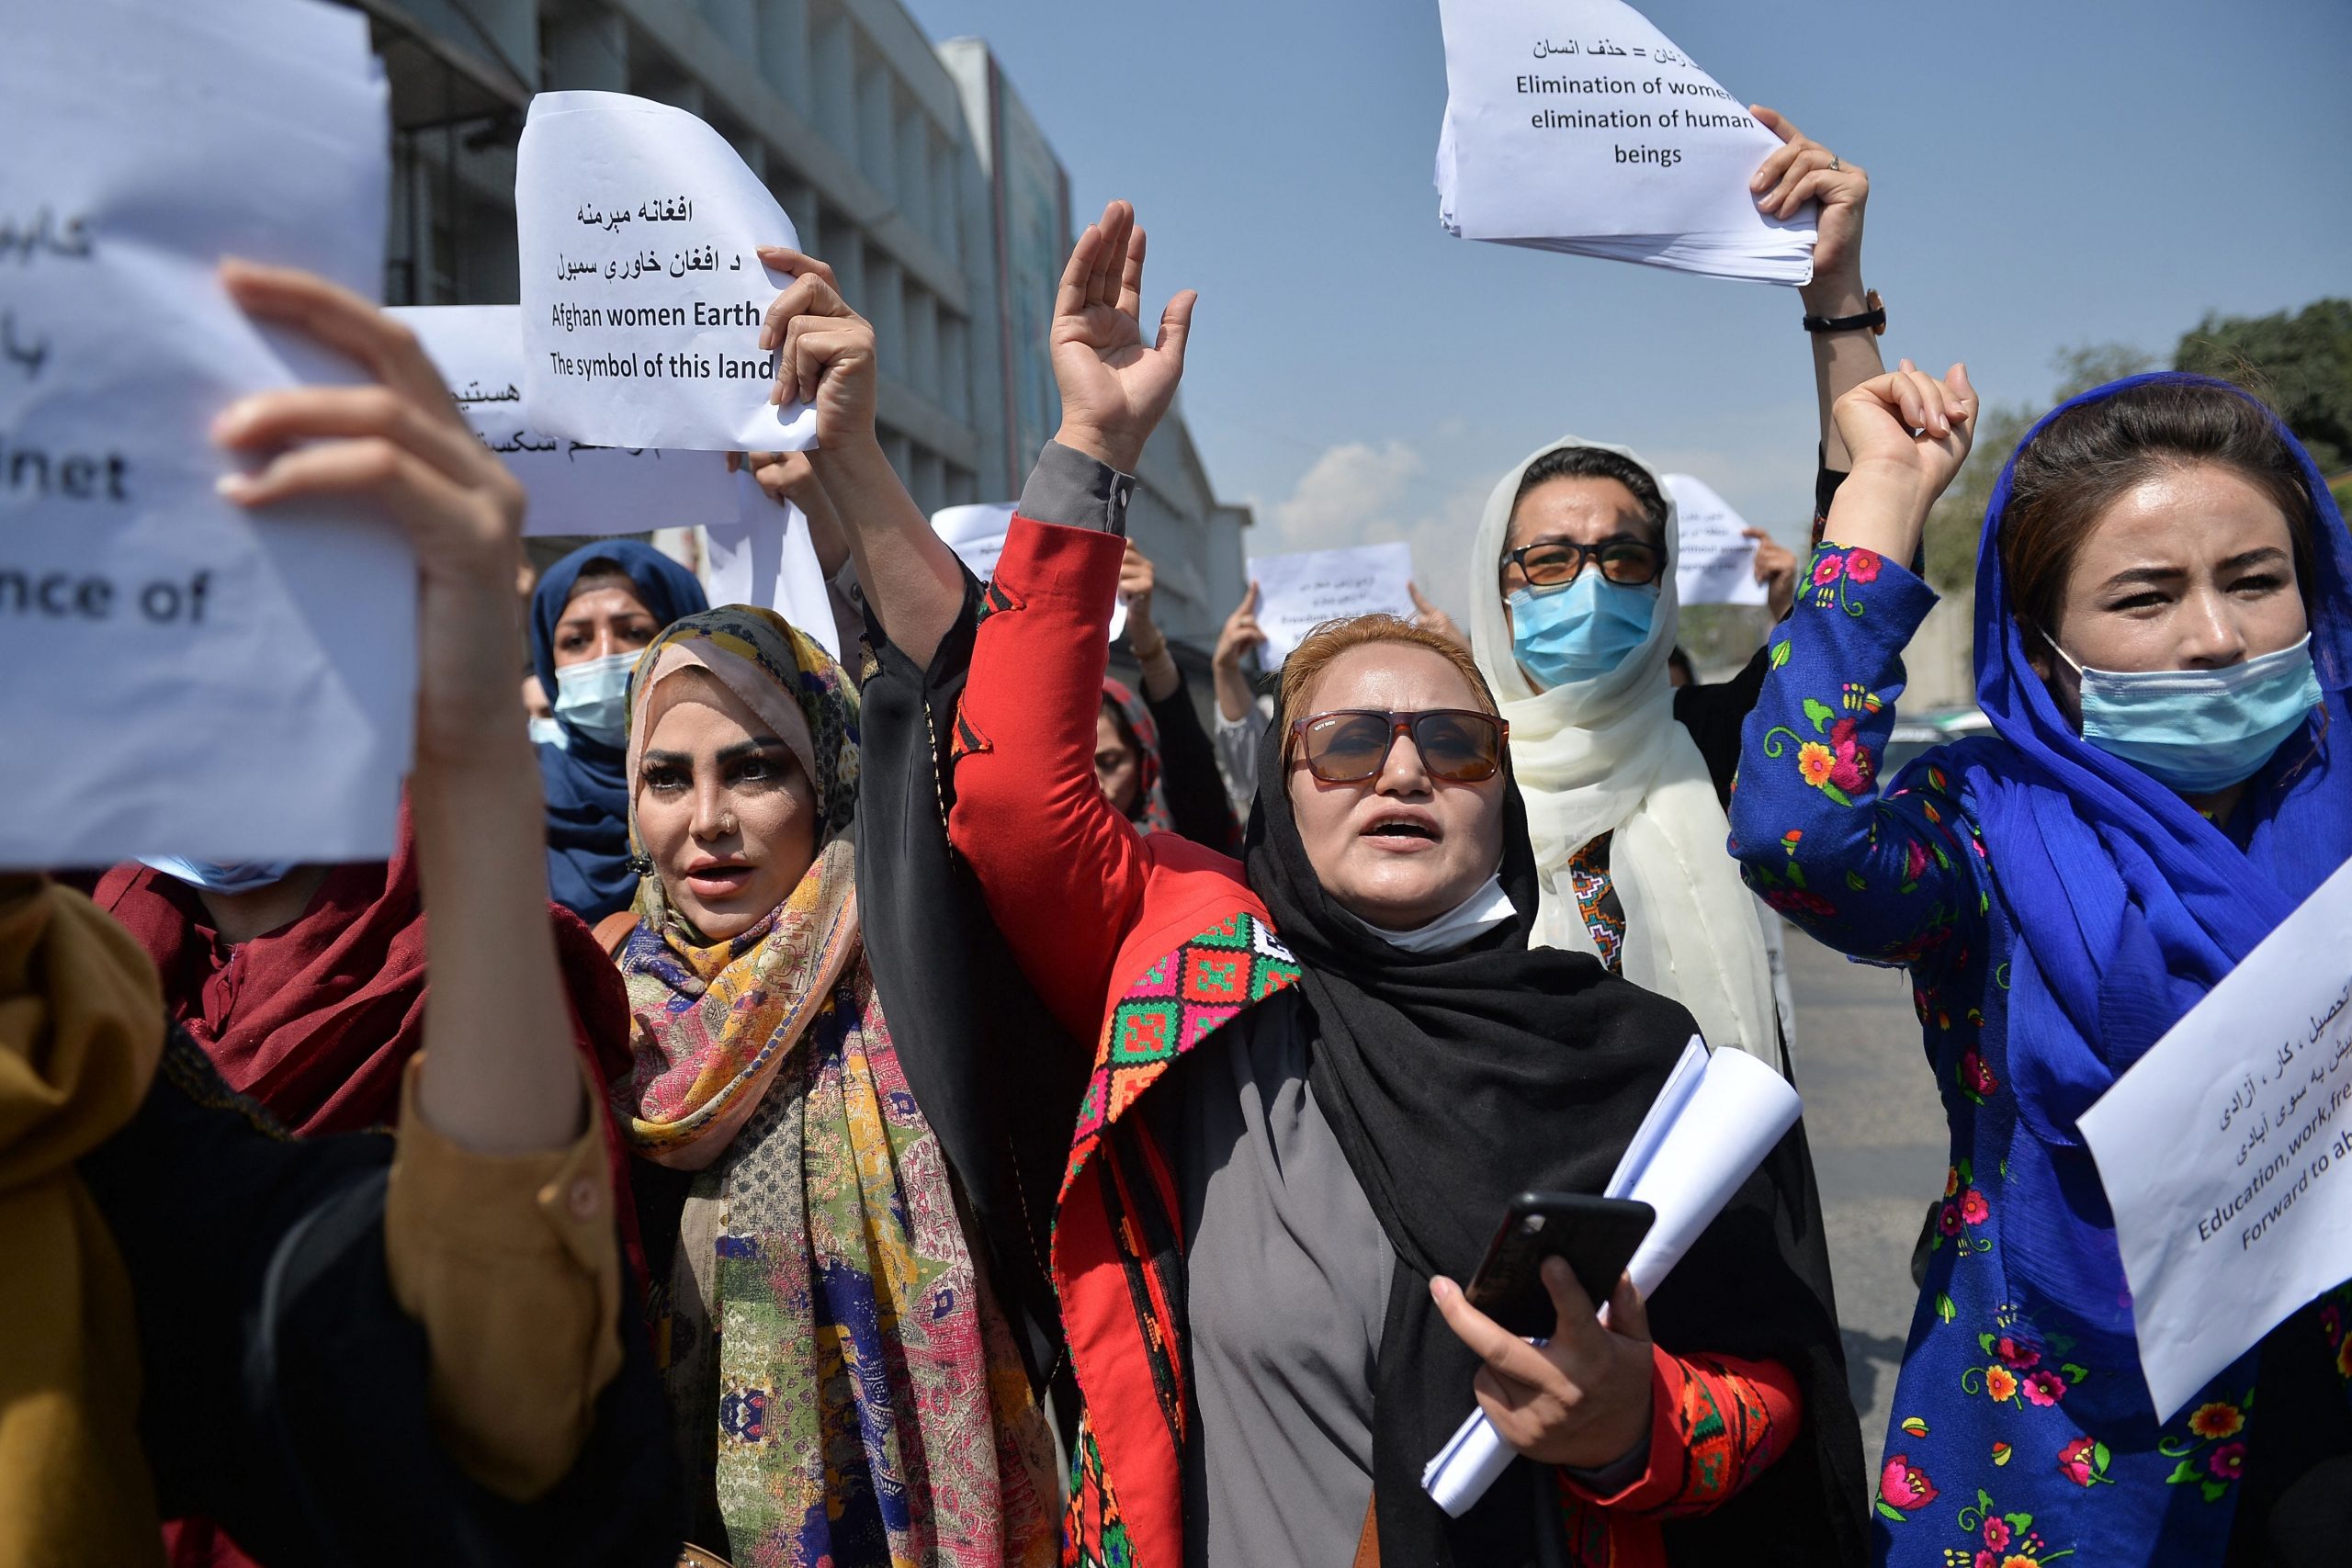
1434, 0, 1814, 283
0, 0, 413, 869
517, 91, 820, 453
2079, 858, 2352, 1421
390, 305, 737, 536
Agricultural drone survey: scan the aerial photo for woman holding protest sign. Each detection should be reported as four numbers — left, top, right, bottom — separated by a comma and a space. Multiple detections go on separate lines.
2, 260, 673, 1566
904, 197, 1866, 1567
1465, 107, 1858, 1071
1728, 364, 2352, 1562
605, 245, 1058, 1568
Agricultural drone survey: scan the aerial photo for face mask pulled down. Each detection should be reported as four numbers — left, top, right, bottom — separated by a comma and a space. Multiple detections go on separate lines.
2048, 631, 2323, 795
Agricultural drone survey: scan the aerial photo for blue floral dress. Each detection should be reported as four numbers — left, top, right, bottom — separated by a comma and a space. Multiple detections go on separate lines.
1727, 545, 2352, 1566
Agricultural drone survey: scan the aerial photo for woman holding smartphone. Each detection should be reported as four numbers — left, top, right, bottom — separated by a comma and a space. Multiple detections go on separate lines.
900, 201, 1867, 1567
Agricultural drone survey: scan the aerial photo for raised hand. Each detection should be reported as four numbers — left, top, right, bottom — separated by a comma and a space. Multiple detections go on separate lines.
1214, 581, 1266, 674
1744, 527, 1799, 621
213, 260, 528, 764
1120, 541, 1159, 646
1408, 581, 1470, 651
1430, 1261, 1657, 1470
756, 248, 876, 451
1824, 360, 1978, 561
1052, 200, 1197, 474
1749, 107, 1869, 295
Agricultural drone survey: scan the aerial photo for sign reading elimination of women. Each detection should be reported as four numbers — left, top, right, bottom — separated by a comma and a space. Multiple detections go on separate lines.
1434, 0, 1815, 283
517, 92, 820, 453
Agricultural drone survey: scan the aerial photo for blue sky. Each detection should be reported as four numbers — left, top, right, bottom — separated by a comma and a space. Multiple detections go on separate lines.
902, 0, 2352, 617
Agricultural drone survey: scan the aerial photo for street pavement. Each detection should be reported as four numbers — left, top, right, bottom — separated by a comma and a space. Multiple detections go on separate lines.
1782, 920, 1951, 1477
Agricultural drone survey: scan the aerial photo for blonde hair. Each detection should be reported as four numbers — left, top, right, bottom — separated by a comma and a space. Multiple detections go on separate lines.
1276, 615, 1500, 735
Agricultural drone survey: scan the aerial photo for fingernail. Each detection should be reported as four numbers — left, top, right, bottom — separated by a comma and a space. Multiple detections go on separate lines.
211, 400, 255, 440
215, 470, 254, 502
1430, 1276, 1454, 1302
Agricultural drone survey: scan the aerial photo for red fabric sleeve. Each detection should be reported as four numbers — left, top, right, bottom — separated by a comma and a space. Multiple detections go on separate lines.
946, 517, 1151, 1045
1560, 1346, 1804, 1518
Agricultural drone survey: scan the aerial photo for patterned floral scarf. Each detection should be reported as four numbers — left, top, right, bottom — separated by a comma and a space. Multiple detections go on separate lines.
613, 607, 1054, 1568
1100, 676, 1175, 835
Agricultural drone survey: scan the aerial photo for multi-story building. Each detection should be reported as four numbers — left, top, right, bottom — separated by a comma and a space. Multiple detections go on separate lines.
353, 0, 1248, 653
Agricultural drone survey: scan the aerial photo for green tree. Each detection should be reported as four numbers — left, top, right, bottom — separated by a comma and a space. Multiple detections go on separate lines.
2176, 299, 2352, 472
1917, 343, 2154, 592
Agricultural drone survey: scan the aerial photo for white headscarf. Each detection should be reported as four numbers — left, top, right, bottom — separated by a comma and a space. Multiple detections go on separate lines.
1467, 435, 1779, 1065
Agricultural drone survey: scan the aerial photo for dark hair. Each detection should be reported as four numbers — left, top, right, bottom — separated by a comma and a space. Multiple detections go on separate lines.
564, 557, 640, 605
1508, 446, 1668, 544
2001, 379, 2319, 637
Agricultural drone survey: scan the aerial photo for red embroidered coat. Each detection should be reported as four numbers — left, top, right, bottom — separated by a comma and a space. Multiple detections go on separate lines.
949, 517, 1799, 1568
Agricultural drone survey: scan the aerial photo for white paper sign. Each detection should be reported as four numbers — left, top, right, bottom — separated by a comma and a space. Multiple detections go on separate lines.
1664, 472, 1769, 607
2080, 858, 2352, 1421
701, 471, 840, 660
1433, 0, 1814, 284
1246, 542, 1416, 667
0, 0, 412, 870
517, 91, 818, 453
390, 305, 737, 537
1425, 1039, 1802, 1513
932, 502, 1125, 639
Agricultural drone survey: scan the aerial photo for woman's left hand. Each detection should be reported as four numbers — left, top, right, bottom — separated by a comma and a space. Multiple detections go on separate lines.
1748, 107, 1868, 300
1431, 1261, 1657, 1471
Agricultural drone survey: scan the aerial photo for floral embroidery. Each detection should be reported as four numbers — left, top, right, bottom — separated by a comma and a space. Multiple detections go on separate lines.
1877, 1452, 1939, 1520
2160, 1384, 2254, 1503
1949, 1485, 2075, 1565
2186, 1401, 2244, 1440
1805, 546, 1874, 616
1761, 695, 1879, 807
1957, 1048, 1999, 1104
1931, 1163, 1995, 1258
2055, 1436, 2112, 1488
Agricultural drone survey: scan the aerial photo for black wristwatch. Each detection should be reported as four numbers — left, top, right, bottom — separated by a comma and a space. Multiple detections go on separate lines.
1803, 288, 1885, 335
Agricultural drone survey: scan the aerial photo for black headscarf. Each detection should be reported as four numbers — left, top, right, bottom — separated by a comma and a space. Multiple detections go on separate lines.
1244, 708, 1865, 1566
528, 540, 708, 923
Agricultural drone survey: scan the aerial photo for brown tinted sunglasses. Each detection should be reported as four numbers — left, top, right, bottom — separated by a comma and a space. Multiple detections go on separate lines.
1286, 708, 1510, 784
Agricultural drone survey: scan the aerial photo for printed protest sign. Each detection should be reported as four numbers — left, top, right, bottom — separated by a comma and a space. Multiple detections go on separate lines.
517, 91, 819, 452
2080, 858, 2352, 1420
1246, 541, 1416, 667
1, 0, 411, 869
391, 304, 736, 536
1664, 472, 1768, 606
1435, 0, 1813, 283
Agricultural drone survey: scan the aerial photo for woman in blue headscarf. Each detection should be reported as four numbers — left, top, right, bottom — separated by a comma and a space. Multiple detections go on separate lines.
529, 540, 708, 924
1729, 365, 2352, 1564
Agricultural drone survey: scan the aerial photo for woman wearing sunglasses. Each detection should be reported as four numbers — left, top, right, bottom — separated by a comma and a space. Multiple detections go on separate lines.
1466, 107, 1877, 1071
944, 200, 1864, 1567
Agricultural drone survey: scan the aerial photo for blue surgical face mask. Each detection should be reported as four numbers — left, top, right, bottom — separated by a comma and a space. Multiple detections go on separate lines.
139, 856, 300, 894
527, 715, 568, 750
1508, 570, 1656, 689
553, 649, 638, 748
2048, 631, 2323, 795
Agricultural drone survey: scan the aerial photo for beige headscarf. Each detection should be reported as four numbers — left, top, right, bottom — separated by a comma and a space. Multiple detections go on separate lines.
1467, 436, 1779, 1064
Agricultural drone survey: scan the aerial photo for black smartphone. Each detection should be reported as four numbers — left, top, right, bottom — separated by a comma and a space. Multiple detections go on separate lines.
1465, 1192, 1656, 1338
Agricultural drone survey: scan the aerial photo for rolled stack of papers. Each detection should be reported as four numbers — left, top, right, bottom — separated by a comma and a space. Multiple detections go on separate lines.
1433, 0, 1815, 285
1422, 1038, 1804, 1516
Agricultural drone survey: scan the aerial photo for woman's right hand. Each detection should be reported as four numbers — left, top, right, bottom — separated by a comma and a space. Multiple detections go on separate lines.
757, 248, 877, 453
1826, 360, 1976, 553
1213, 581, 1266, 674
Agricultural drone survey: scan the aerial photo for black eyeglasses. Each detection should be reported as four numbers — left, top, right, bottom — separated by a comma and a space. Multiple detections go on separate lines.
1498, 536, 1664, 592
1286, 708, 1510, 784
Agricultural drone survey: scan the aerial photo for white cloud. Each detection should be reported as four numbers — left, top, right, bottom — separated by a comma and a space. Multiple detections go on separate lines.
1253, 439, 1493, 626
